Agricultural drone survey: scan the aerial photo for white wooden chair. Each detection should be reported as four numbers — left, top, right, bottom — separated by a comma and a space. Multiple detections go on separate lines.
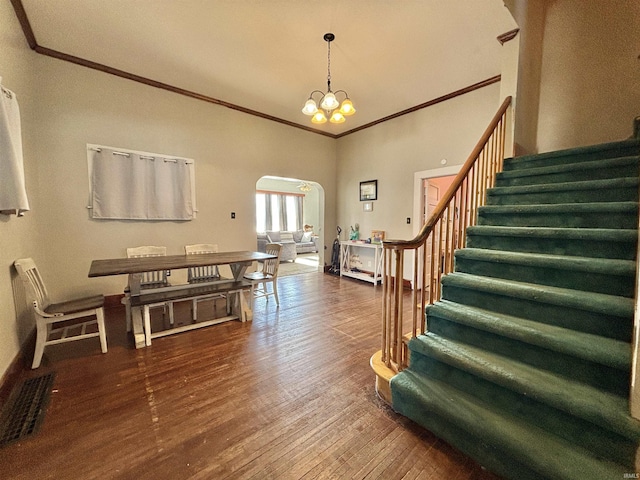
14, 258, 107, 369
243, 243, 282, 310
122, 246, 174, 337
185, 243, 227, 320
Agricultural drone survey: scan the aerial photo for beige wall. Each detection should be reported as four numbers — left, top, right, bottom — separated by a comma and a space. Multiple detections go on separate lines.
536, 0, 640, 152
29, 56, 336, 296
504, 0, 546, 155
0, 0, 41, 378
507, 0, 640, 153
335, 83, 502, 252
0, 3, 336, 377
4, 0, 637, 379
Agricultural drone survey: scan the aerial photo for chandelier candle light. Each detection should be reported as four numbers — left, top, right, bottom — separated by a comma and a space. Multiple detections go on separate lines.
301, 33, 356, 124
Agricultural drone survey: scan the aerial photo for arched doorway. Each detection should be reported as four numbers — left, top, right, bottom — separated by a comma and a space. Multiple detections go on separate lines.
255, 176, 325, 274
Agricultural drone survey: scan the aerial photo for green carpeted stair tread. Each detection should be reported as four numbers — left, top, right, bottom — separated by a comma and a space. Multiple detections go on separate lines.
407, 332, 640, 440
486, 177, 639, 205
465, 226, 637, 259
466, 225, 638, 242
455, 248, 635, 278
497, 155, 638, 184
478, 201, 638, 216
391, 369, 630, 480
440, 272, 634, 319
454, 248, 636, 297
476, 201, 638, 228
502, 138, 640, 172
392, 138, 640, 478
427, 300, 631, 371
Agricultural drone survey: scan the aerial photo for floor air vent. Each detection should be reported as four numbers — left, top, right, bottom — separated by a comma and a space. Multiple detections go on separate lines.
0, 373, 55, 447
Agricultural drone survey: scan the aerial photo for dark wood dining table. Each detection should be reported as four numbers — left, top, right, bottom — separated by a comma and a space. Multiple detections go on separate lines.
89, 250, 276, 348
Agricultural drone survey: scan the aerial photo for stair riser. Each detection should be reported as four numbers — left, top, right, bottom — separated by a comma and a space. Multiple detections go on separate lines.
477, 210, 637, 229
440, 283, 632, 342
426, 315, 629, 394
391, 382, 543, 480
496, 164, 638, 187
453, 256, 635, 297
402, 355, 635, 468
466, 232, 637, 260
503, 144, 640, 171
486, 186, 638, 206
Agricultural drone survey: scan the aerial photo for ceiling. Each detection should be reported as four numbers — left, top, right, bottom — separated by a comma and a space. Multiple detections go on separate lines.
19, 0, 517, 137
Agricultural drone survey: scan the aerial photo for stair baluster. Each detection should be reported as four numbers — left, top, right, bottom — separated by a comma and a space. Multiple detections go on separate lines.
381, 96, 512, 371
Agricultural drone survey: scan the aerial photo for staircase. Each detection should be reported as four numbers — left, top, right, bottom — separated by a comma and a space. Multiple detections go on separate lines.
390, 139, 640, 479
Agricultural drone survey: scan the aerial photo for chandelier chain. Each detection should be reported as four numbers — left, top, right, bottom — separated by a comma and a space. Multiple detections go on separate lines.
326, 39, 331, 89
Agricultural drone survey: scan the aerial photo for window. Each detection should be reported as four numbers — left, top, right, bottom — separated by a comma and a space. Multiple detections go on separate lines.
256, 191, 303, 232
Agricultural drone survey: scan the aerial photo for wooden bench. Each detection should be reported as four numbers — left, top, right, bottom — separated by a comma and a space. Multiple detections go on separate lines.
128, 279, 253, 345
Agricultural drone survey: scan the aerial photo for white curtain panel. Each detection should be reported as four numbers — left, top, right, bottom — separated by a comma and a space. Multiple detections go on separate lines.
149, 157, 193, 219
0, 78, 30, 216
90, 147, 194, 220
295, 196, 303, 231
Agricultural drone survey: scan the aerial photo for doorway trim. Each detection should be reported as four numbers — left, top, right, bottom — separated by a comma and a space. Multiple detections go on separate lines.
408, 164, 461, 289
412, 165, 461, 238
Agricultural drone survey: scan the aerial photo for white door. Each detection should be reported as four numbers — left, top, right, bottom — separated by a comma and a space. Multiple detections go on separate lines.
424, 179, 440, 224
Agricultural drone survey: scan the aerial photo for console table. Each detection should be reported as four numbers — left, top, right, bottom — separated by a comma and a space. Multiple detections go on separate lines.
339, 241, 383, 285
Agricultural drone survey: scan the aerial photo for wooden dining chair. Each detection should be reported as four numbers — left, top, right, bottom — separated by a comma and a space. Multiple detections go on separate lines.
14, 257, 107, 369
122, 246, 174, 335
243, 243, 282, 310
184, 243, 227, 321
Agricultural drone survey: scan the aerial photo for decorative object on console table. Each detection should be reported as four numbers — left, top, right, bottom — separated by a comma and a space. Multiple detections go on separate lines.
371, 230, 385, 244
349, 223, 360, 240
360, 180, 377, 201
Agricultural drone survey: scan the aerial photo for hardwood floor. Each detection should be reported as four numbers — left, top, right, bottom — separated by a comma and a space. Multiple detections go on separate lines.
0, 272, 501, 480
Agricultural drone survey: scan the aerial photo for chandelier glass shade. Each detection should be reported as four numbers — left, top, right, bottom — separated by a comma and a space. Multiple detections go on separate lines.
298, 182, 312, 192
302, 33, 355, 124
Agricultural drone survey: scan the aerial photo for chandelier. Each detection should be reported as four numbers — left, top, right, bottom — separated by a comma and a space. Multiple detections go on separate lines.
301, 33, 356, 124
298, 182, 312, 192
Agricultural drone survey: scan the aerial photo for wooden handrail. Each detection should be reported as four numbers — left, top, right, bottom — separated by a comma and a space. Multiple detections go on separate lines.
380, 97, 512, 371
384, 96, 513, 250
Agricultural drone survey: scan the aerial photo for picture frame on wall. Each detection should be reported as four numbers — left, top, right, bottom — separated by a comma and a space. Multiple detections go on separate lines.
360, 180, 377, 201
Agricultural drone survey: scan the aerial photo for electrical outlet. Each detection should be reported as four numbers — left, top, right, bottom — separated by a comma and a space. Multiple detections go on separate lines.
367, 261, 372, 268
406, 217, 411, 224
231, 212, 235, 219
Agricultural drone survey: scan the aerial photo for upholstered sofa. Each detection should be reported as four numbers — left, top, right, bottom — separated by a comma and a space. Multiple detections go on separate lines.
257, 230, 319, 259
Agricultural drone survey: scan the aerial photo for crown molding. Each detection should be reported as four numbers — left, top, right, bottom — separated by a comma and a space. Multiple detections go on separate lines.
11, 0, 501, 139
497, 28, 520, 45
335, 75, 501, 138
